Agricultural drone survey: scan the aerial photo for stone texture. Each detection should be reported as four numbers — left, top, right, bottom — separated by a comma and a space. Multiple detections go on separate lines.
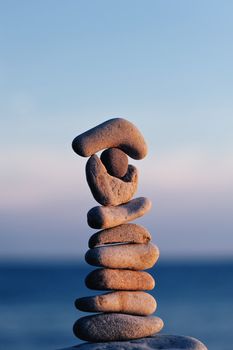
73, 313, 164, 342
75, 291, 157, 315
87, 197, 152, 229
85, 268, 155, 291
59, 335, 208, 349
85, 243, 159, 270
86, 155, 138, 206
88, 223, 151, 248
72, 118, 148, 160
100, 148, 128, 178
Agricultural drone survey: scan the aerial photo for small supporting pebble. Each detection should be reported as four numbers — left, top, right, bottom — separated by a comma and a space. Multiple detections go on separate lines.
73, 313, 164, 342
75, 291, 157, 315
85, 268, 155, 291
100, 148, 128, 178
88, 223, 151, 248
87, 197, 152, 229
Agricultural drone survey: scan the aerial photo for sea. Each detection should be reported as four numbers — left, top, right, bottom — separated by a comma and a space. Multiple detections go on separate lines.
0, 259, 232, 350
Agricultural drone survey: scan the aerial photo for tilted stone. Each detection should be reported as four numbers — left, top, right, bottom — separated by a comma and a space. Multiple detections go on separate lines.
72, 118, 148, 160
85, 243, 159, 270
75, 291, 157, 316
88, 223, 151, 248
100, 147, 128, 178
86, 155, 138, 206
73, 313, 163, 342
87, 197, 152, 229
85, 268, 155, 291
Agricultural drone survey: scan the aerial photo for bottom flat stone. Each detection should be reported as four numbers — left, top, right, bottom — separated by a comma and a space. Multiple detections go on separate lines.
59, 335, 208, 350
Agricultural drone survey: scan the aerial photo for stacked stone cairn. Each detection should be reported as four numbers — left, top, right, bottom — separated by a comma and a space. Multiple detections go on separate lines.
71, 118, 164, 342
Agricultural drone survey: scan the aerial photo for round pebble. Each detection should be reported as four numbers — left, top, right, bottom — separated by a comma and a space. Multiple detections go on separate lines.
100, 148, 128, 178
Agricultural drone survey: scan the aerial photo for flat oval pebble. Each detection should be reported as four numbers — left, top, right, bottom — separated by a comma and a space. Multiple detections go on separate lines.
88, 223, 151, 248
85, 243, 159, 270
73, 313, 163, 342
72, 118, 148, 160
75, 291, 157, 315
85, 268, 155, 290
100, 148, 128, 178
86, 155, 138, 206
59, 335, 208, 350
87, 197, 152, 229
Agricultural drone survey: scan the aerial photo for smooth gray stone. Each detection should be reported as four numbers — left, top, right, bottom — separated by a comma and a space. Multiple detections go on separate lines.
59, 334, 208, 349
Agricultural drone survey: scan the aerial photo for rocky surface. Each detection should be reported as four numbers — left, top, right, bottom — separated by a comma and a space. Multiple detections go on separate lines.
72, 118, 148, 160
85, 243, 159, 270
87, 197, 152, 229
100, 148, 128, 178
59, 335, 208, 349
88, 224, 151, 248
85, 268, 155, 291
86, 155, 138, 206
75, 291, 157, 315
73, 313, 164, 342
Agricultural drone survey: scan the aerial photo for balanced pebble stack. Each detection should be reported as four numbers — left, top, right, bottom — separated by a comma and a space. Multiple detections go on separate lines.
72, 118, 164, 342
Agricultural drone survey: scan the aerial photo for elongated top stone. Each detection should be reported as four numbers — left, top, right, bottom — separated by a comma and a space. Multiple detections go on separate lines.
88, 223, 151, 248
87, 197, 152, 229
72, 118, 148, 160
85, 243, 159, 270
86, 155, 138, 206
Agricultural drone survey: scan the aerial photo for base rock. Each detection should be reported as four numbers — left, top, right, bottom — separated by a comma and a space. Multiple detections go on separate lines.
59, 334, 208, 350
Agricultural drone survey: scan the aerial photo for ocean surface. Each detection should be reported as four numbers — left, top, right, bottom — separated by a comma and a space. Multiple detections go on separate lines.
0, 259, 232, 350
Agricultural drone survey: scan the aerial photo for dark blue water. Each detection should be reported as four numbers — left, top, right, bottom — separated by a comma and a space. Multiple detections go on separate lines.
0, 260, 232, 350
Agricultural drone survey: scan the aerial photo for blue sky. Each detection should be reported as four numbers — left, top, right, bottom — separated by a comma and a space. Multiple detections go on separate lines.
1, 0, 232, 260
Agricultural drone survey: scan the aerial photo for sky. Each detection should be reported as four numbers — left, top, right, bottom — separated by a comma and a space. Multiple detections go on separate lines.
0, 0, 233, 260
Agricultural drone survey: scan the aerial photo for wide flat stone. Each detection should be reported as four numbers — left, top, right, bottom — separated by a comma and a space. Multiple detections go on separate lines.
75, 291, 157, 315
59, 334, 208, 349
85, 268, 155, 291
85, 243, 159, 270
88, 224, 151, 248
87, 197, 152, 229
73, 313, 164, 342
72, 118, 148, 160
86, 155, 138, 206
